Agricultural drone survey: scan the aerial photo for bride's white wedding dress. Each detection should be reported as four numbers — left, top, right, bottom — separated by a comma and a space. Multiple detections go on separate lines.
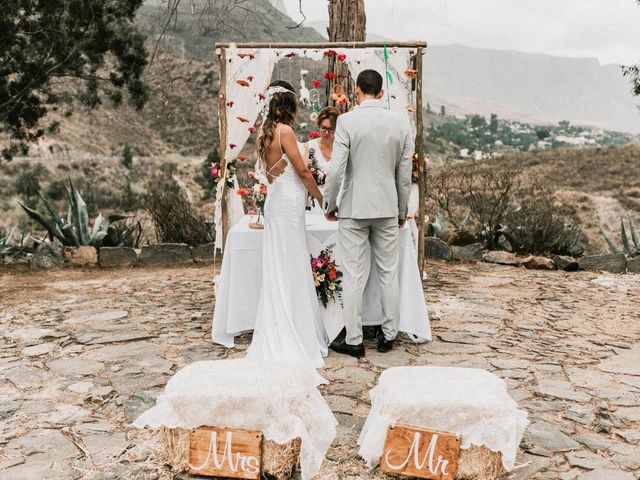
245, 126, 329, 385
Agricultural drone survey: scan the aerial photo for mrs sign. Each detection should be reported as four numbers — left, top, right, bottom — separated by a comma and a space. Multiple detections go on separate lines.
381, 425, 461, 480
188, 427, 263, 479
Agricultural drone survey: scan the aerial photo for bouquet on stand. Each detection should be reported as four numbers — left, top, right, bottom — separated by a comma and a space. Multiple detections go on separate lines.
310, 244, 343, 308
238, 171, 268, 229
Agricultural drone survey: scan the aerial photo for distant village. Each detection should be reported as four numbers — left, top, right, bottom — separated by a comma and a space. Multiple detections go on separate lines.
426, 109, 635, 160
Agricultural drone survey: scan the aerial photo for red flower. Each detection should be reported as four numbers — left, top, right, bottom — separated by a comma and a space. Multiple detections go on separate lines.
323, 49, 337, 57
309, 131, 320, 139
324, 72, 337, 80
248, 126, 256, 133
237, 116, 250, 123
312, 80, 322, 88
229, 143, 237, 149
258, 93, 266, 101
236, 80, 250, 87
284, 52, 297, 58
404, 69, 418, 79
226, 101, 235, 107
247, 75, 254, 82
236, 188, 251, 196
337, 53, 347, 61
338, 96, 348, 105
328, 266, 337, 281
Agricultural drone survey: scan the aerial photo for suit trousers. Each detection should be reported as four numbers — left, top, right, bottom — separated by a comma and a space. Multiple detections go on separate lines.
339, 217, 400, 345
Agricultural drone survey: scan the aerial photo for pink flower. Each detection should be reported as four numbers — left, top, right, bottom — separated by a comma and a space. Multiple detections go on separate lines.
258, 93, 266, 101
210, 165, 220, 178
248, 171, 257, 179
248, 126, 256, 133
337, 53, 347, 61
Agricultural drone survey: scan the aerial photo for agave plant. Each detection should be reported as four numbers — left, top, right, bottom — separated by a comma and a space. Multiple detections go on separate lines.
0, 225, 33, 258
602, 218, 639, 256
19, 179, 127, 247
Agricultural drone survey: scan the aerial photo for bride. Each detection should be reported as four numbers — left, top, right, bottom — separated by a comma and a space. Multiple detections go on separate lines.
245, 80, 329, 384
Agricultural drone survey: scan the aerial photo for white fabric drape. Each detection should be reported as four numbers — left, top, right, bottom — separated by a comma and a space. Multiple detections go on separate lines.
214, 46, 277, 249
214, 46, 419, 250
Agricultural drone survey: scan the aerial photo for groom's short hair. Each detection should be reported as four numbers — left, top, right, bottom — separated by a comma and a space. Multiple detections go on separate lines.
356, 70, 383, 95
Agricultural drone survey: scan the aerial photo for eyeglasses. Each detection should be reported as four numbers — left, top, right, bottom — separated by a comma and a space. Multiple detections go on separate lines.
320, 127, 335, 134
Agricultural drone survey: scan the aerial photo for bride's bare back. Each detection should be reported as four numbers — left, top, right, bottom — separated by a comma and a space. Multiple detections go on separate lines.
263, 124, 288, 183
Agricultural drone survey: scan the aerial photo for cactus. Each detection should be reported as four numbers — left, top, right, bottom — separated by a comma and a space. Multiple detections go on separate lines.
19, 179, 127, 247
0, 225, 32, 258
602, 218, 639, 255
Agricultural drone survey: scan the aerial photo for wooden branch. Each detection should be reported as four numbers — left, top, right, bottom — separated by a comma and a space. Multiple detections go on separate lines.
415, 46, 426, 276
215, 41, 427, 49
217, 47, 229, 251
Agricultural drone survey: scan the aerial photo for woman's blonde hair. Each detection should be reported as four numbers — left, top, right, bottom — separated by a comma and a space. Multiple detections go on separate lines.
317, 106, 340, 130
257, 80, 297, 162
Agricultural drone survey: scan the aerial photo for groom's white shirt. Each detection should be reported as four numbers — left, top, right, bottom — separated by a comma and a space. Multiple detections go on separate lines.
323, 99, 413, 219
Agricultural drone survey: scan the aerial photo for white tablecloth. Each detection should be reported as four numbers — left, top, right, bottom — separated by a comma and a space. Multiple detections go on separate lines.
212, 214, 431, 347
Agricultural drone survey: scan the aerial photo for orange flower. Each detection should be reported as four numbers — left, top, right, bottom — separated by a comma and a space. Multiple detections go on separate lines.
237, 116, 250, 123
328, 266, 337, 281
404, 69, 418, 78
236, 80, 250, 87
236, 188, 251, 196
236, 154, 248, 161
238, 53, 255, 59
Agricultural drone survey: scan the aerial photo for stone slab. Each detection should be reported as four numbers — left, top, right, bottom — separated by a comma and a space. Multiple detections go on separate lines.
138, 244, 193, 266
98, 247, 137, 267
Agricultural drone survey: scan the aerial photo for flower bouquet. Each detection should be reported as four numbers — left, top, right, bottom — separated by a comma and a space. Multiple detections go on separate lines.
310, 244, 343, 308
238, 171, 269, 229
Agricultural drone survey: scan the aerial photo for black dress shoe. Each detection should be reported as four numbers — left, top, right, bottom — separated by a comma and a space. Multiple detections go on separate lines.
377, 335, 394, 353
330, 338, 365, 358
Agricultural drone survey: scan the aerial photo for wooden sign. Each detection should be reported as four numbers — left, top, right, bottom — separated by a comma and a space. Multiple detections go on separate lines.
381, 425, 461, 480
188, 427, 263, 479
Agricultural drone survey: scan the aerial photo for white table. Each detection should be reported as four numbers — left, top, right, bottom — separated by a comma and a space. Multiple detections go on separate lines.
212, 214, 431, 348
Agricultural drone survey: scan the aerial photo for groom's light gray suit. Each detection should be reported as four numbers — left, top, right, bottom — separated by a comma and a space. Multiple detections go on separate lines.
324, 99, 413, 345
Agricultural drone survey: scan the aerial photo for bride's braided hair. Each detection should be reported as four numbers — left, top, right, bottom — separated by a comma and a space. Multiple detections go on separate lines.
257, 80, 298, 164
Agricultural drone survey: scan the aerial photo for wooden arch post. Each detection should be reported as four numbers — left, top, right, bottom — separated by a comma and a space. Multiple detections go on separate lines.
215, 42, 428, 271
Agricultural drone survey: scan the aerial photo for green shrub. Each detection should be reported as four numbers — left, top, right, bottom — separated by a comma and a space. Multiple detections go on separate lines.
159, 161, 178, 175
121, 144, 133, 168
15, 163, 47, 202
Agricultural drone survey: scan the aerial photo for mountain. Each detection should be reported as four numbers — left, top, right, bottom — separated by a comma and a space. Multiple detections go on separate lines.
307, 20, 640, 133
424, 44, 640, 134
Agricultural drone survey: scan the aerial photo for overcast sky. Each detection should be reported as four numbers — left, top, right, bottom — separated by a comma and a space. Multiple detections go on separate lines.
277, 0, 640, 66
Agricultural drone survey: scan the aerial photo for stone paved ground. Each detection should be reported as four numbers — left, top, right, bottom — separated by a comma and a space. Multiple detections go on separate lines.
1, 261, 639, 480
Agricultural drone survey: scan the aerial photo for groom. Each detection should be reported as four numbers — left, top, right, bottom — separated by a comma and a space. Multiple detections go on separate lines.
324, 69, 413, 358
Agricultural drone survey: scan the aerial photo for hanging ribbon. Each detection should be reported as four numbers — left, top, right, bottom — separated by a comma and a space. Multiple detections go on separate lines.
383, 44, 393, 110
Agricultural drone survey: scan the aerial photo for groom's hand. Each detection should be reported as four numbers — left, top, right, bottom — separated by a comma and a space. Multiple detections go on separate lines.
398, 217, 406, 228
325, 210, 338, 222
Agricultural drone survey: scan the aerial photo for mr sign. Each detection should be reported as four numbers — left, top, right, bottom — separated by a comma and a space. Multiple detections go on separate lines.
188, 427, 262, 479
381, 425, 461, 480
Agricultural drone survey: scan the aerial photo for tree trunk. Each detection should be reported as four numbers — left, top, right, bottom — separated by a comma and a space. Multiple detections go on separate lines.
327, 0, 366, 110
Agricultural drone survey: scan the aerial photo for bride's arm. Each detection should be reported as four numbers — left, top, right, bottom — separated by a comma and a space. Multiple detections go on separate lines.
280, 125, 323, 204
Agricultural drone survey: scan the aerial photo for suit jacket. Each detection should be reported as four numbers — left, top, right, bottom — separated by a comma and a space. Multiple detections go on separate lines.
323, 100, 413, 220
